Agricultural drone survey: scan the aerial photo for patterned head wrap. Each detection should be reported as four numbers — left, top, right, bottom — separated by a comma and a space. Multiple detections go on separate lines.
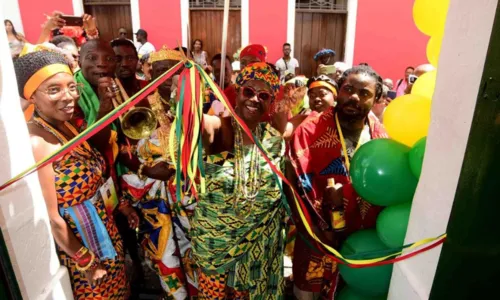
14, 45, 72, 99
314, 48, 336, 61
235, 62, 280, 97
149, 45, 183, 63
240, 44, 267, 62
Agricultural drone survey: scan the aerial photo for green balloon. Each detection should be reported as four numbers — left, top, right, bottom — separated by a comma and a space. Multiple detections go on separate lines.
409, 137, 427, 179
338, 286, 387, 300
339, 230, 393, 297
351, 139, 418, 206
376, 202, 412, 248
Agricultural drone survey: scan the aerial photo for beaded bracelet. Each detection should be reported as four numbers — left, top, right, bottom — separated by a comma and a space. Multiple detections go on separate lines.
72, 246, 89, 262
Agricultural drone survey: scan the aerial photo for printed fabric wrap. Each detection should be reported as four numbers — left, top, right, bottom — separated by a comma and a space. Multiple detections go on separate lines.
235, 62, 281, 97
192, 123, 286, 299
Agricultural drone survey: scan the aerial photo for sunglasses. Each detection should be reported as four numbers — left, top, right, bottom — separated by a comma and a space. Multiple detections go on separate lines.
242, 86, 273, 102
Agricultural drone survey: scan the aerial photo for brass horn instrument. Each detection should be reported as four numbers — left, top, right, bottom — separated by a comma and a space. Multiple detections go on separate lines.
110, 78, 157, 140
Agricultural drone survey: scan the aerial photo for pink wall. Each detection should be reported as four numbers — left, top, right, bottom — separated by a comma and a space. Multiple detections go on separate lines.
353, 0, 429, 82
139, 0, 182, 49
17, 0, 73, 43
249, 0, 288, 64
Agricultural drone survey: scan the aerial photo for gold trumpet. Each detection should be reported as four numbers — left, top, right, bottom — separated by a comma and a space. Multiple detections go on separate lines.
110, 78, 157, 140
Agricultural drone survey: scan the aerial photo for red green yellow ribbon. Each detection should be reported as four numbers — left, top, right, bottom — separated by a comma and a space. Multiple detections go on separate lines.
0, 61, 183, 192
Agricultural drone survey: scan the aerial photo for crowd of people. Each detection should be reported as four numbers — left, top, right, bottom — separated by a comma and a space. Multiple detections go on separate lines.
6, 11, 435, 300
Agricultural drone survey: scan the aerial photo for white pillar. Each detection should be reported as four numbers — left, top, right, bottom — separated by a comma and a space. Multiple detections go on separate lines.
130, 0, 141, 44
181, 0, 189, 47
287, 0, 296, 57
344, 0, 358, 66
1, 0, 24, 34
388, 1, 498, 299
0, 6, 73, 300
72, 0, 84, 16
241, 0, 249, 47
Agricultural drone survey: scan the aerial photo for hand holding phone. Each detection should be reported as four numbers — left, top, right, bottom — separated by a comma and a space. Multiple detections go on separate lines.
387, 90, 397, 100
408, 74, 418, 84
61, 15, 84, 27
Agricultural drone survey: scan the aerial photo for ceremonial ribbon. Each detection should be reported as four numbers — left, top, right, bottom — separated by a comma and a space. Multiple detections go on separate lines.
193, 63, 447, 267
0, 61, 184, 191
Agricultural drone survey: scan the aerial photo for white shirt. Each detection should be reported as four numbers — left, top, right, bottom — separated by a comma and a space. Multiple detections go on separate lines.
275, 57, 299, 78
135, 41, 156, 57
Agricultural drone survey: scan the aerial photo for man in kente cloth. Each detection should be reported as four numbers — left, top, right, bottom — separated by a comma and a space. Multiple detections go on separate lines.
120, 46, 199, 299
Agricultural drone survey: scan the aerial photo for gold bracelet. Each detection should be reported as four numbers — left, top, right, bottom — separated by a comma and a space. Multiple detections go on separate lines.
138, 163, 147, 180
75, 251, 98, 273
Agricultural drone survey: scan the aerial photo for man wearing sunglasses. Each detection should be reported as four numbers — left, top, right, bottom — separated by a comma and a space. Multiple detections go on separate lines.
117, 27, 128, 40
196, 62, 287, 298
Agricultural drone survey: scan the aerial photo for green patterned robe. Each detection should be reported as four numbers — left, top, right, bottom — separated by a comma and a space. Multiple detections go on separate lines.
192, 123, 286, 299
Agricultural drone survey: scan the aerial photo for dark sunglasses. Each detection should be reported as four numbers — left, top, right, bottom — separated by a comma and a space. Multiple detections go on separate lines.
242, 86, 273, 102
119, 32, 127, 36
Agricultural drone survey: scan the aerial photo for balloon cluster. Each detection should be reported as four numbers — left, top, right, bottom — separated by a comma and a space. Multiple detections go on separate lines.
337, 1, 450, 299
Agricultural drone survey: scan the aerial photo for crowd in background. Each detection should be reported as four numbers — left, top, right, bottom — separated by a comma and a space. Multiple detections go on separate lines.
5, 10, 436, 300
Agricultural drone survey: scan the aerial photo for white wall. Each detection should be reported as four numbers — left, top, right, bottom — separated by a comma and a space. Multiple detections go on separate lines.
388, 0, 498, 299
2, 0, 24, 34
0, 5, 73, 300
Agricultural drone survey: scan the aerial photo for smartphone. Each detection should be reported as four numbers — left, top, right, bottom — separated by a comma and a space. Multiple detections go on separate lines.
387, 90, 397, 100
61, 15, 83, 27
408, 74, 418, 84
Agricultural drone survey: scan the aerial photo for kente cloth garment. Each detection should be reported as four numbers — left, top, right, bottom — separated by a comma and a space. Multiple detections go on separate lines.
120, 127, 198, 299
73, 71, 119, 182
192, 123, 286, 299
287, 107, 388, 298
38, 118, 127, 299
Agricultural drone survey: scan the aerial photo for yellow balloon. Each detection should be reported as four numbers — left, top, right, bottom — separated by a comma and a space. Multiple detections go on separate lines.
384, 94, 432, 147
412, 70, 437, 100
427, 34, 443, 67
413, 0, 450, 36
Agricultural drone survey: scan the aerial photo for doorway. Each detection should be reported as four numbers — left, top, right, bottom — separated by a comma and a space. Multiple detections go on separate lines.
84, 0, 133, 42
294, 0, 348, 77
189, 0, 242, 63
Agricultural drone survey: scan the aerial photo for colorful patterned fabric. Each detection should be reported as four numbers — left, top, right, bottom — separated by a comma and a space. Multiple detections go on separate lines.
61, 200, 117, 260
287, 107, 387, 298
120, 123, 198, 299
192, 123, 286, 299
43, 119, 127, 299
235, 62, 280, 97
73, 71, 119, 182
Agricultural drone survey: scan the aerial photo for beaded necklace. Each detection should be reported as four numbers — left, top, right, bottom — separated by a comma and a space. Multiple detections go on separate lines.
31, 113, 95, 159
232, 118, 262, 217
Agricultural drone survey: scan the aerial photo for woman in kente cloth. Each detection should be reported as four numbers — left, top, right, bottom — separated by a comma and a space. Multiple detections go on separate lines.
14, 49, 128, 298
193, 62, 287, 299
120, 47, 199, 299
